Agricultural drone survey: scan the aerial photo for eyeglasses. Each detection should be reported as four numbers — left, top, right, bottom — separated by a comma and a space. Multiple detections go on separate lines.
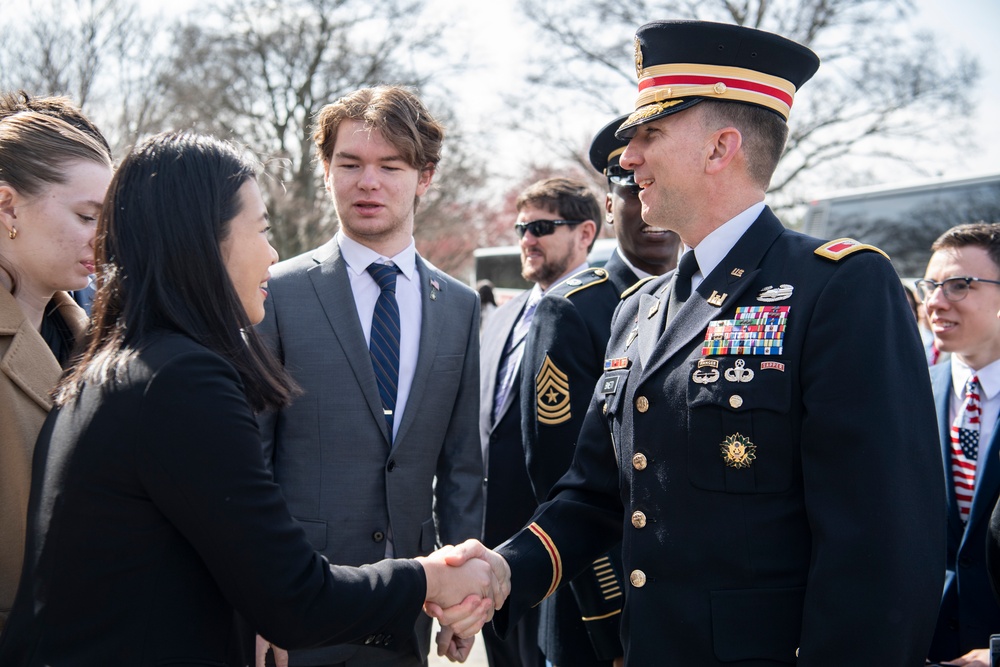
607, 165, 641, 196
914, 276, 1000, 303
514, 219, 584, 238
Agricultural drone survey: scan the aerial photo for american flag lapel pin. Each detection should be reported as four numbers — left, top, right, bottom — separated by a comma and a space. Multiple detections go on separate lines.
430, 277, 440, 300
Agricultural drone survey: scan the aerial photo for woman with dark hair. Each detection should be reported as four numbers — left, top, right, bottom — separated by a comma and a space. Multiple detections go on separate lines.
0, 103, 112, 632
0, 132, 497, 666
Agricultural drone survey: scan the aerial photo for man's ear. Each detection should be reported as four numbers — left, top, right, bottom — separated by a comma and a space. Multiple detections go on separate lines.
578, 219, 598, 251
415, 164, 435, 197
605, 192, 614, 225
705, 127, 742, 175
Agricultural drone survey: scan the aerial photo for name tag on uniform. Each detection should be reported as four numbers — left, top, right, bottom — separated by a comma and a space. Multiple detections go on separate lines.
601, 376, 621, 394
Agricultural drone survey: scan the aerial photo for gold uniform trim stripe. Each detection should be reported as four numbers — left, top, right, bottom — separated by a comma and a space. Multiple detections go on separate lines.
528, 523, 562, 600
581, 608, 623, 622
638, 63, 797, 96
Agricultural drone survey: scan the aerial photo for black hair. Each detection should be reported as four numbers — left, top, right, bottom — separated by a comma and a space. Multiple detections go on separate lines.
57, 132, 296, 412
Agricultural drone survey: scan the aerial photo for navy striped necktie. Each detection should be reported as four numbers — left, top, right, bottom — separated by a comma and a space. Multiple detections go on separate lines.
367, 262, 402, 438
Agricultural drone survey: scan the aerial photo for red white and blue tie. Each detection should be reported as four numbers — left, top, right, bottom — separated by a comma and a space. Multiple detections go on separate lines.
950, 375, 981, 522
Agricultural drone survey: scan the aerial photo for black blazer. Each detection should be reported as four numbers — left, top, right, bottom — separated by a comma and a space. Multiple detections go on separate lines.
0, 332, 424, 667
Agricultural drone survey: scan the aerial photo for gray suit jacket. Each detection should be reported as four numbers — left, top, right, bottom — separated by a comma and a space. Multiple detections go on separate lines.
257, 236, 484, 664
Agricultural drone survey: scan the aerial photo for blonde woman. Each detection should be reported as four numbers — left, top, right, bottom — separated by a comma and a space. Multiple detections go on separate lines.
0, 98, 112, 631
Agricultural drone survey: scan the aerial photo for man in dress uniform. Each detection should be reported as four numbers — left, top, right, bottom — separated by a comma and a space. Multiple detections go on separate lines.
479, 177, 602, 667
444, 19, 946, 665
514, 122, 680, 667
919, 223, 1000, 666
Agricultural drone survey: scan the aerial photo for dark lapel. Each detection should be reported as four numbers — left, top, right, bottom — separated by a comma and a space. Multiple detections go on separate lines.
392, 256, 443, 449
307, 238, 391, 445
931, 363, 964, 534
638, 210, 785, 385
486, 290, 531, 428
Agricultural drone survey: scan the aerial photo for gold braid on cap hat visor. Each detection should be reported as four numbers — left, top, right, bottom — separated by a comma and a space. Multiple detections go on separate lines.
634, 62, 797, 121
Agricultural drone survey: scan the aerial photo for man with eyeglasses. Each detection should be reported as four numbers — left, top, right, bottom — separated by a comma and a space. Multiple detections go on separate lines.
921, 223, 1000, 667
479, 177, 604, 667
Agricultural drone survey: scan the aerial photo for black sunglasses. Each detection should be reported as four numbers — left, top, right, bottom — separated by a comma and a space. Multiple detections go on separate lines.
514, 219, 584, 238
606, 165, 641, 196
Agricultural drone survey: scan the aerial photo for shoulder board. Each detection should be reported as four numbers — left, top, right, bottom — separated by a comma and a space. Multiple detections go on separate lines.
550, 267, 609, 298
814, 237, 890, 262
620, 275, 657, 300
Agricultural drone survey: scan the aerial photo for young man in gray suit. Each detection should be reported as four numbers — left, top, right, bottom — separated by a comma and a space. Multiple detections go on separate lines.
257, 86, 484, 667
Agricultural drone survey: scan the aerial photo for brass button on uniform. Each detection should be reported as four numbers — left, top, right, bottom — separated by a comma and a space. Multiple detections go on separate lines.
632, 453, 647, 470
631, 511, 647, 528
629, 569, 647, 587
636, 396, 649, 412
602, 402, 608, 415
729, 394, 743, 409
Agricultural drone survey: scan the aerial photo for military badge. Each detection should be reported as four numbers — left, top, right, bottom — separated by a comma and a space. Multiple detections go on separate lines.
701, 306, 790, 356
536, 355, 571, 425
625, 329, 639, 350
707, 290, 727, 306
692, 368, 720, 384
724, 359, 755, 383
730, 268, 745, 278
647, 300, 660, 319
757, 284, 793, 302
721, 433, 756, 469
604, 357, 629, 370
761, 361, 785, 372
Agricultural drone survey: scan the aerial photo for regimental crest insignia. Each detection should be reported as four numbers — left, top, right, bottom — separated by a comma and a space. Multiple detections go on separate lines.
634, 36, 643, 79
720, 433, 756, 469
536, 355, 571, 425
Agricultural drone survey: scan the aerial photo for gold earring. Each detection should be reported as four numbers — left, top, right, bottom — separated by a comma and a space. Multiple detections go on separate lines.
7, 226, 15, 240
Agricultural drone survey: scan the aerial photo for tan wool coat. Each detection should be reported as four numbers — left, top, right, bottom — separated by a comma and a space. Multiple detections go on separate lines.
0, 289, 87, 631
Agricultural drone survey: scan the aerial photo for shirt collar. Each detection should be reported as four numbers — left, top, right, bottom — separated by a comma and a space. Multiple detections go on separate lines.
952, 355, 1000, 401
337, 230, 417, 281
689, 201, 766, 281
614, 247, 653, 280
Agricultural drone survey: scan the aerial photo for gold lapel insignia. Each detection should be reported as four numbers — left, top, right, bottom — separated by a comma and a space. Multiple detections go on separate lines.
721, 433, 756, 469
625, 329, 639, 350
730, 268, 745, 278
536, 355, 571, 425
707, 291, 728, 307
647, 300, 660, 319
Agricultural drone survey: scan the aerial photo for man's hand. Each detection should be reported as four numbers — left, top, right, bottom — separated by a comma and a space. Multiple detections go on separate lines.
255, 634, 288, 667
435, 624, 476, 662
440, 538, 511, 608
936, 648, 990, 666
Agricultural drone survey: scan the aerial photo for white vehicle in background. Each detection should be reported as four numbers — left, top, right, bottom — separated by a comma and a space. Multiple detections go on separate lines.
802, 172, 1000, 278
473, 238, 617, 304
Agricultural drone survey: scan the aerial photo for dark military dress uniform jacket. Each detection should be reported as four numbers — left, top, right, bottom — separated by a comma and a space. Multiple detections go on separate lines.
496, 208, 947, 665
518, 252, 638, 666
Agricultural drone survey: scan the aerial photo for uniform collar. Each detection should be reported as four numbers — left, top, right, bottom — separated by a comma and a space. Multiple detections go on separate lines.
689, 201, 766, 286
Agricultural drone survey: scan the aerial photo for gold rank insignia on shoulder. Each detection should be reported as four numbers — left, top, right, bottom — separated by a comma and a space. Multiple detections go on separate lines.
721, 433, 756, 469
536, 355, 571, 425
814, 238, 890, 261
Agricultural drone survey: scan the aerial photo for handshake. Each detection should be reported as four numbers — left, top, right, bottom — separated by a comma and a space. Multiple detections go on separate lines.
256, 540, 510, 666
419, 539, 512, 662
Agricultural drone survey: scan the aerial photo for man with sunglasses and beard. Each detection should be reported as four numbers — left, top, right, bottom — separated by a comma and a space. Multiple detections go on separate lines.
479, 177, 601, 667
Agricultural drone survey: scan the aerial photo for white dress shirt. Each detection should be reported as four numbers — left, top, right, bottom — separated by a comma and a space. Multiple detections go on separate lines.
336, 231, 422, 442
950, 355, 1000, 486
685, 201, 766, 291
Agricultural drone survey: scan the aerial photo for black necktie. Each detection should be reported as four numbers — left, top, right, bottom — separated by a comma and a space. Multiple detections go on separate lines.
666, 251, 699, 325
367, 262, 402, 437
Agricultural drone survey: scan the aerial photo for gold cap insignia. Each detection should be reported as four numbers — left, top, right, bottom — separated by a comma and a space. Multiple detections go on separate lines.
634, 36, 643, 79
536, 355, 571, 425
721, 433, 756, 468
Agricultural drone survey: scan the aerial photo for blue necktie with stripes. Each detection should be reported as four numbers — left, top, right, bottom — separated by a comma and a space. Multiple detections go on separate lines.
367, 262, 402, 438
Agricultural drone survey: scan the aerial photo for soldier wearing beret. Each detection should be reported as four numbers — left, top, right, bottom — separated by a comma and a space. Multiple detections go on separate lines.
514, 127, 680, 667
449, 20, 947, 665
